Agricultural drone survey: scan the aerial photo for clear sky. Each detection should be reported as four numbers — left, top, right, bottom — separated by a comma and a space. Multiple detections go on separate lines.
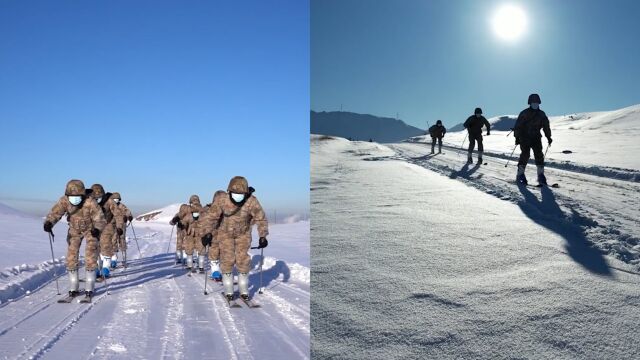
312, 0, 640, 129
0, 0, 309, 216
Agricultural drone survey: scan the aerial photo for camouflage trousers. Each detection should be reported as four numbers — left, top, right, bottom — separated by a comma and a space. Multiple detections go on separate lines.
208, 238, 220, 261
183, 235, 205, 256
113, 226, 127, 252
218, 231, 252, 273
66, 228, 99, 271
176, 228, 185, 252
98, 223, 115, 258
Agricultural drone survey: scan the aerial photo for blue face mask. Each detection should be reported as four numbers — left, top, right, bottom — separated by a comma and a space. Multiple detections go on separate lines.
531, 103, 540, 110
231, 193, 245, 203
68, 196, 82, 206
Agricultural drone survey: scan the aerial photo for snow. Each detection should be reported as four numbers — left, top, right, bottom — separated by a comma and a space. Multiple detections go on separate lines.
0, 204, 309, 359
311, 134, 640, 359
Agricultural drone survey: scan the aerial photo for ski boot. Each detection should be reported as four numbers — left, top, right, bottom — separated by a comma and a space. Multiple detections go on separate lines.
222, 272, 234, 298
79, 291, 93, 303
101, 267, 110, 278
110, 254, 117, 269
467, 154, 473, 164
210, 260, 222, 281
175, 251, 182, 265
537, 165, 547, 186
238, 272, 249, 300
516, 173, 528, 185
477, 151, 483, 164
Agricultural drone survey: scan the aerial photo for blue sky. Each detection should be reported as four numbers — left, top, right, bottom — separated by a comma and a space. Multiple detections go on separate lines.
312, 0, 640, 129
0, 0, 309, 216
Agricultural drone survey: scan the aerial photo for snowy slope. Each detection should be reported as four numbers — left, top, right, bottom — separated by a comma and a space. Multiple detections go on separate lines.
0, 208, 309, 359
311, 135, 640, 359
410, 104, 640, 171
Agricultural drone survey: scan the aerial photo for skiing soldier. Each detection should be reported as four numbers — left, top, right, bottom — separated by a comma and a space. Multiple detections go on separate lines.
109, 192, 127, 268
463, 107, 491, 164
169, 195, 201, 264
514, 93, 552, 185
43, 180, 106, 302
200, 190, 226, 281
113, 196, 133, 268
181, 203, 206, 273
201, 176, 268, 301
428, 120, 447, 154
88, 184, 123, 277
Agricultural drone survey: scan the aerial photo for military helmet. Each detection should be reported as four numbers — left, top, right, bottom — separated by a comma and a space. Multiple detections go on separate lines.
111, 192, 121, 200
474, 107, 482, 115
189, 194, 201, 205
212, 190, 226, 204
227, 176, 249, 194
65, 179, 86, 196
528, 93, 541, 104
436, 120, 442, 125
90, 184, 105, 198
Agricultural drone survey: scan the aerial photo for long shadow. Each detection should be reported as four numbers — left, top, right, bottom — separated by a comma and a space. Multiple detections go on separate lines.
449, 163, 481, 180
248, 255, 291, 297
94, 253, 185, 293
517, 185, 612, 276
410, 153, 438, 161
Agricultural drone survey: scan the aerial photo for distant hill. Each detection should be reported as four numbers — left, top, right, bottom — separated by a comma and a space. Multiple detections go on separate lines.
311, 111, 425, 143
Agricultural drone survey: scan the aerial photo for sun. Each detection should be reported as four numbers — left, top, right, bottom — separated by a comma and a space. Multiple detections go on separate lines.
492, 4, 527, 41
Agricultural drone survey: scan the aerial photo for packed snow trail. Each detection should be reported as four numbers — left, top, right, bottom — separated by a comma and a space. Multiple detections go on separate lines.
311, 136, 640, 360
0, 221, 309, 359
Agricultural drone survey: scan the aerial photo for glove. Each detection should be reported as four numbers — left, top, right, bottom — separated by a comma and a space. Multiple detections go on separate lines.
515, 137, 520, 145
201, 233, 212, 247
258, 237, 268, 249
170, 216, 180, 225
128, 215, 133, 222
177, 222, 184, 230
123, 216, 128, 223
117, 228, 123, 236
91, 228, 100, 238
43, 221, 53, 233
547, 137, 553, 145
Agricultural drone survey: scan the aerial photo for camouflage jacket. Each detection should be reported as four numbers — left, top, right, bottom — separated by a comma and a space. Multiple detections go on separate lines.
182, 213, 208, 239
202, 194, 268, 238
116, 203, 132, 222
45, 196, 107, 233
514, 108, 551, 141
100, 195, 124, 230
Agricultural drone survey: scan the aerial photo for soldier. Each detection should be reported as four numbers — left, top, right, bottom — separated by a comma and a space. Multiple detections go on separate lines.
200, 190, 226, 281
428, 120, 447, 154
108, 192, 127, 268
514, 93, 552, 185
202, 176, 268, 301
112, 195, 133, 268
169, 195, 201, 265
181, 204, 206, 273
87, 184, 123, 278
463, 107, 491, 164
43, 180, 106, 302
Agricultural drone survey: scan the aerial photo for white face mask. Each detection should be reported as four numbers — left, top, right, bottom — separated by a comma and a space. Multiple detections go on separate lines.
113, 199, 120, 204
96, 197, 102, 204
531, 103, 540, 110
192, 212, 200, 218
231, 193, 245, 203
68, 196, 82, 206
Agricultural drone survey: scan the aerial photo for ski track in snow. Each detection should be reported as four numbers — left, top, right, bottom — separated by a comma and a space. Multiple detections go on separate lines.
0, 223, 309, 359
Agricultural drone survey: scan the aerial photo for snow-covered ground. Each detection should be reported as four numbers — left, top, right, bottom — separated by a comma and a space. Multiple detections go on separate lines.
311, 134, 640, 359
0, 203, 309, 359
410, 104, 640, 173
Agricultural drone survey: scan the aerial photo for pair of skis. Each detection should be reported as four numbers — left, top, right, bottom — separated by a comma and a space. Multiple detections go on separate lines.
57, 291, 93, 303
221, 292, 260, 308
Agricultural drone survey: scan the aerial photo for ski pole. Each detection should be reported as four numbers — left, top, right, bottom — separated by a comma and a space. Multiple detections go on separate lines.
504, 144, 518, 168
129, 222, 141, 259
506, 128, 514, 137
47, 232, 61, 295
203, 245, 209, 295
251, 246, 265, 294
166, 225, 175, 253
122, 236, 127, 270
544, 143, 551, 159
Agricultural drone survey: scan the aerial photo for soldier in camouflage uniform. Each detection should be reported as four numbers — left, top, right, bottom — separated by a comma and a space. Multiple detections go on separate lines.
88, 184, 124, 277
202, 176, 268, 301
112, 196, 133, 268
463, 107, 491, 164
108, 192, 127, 268
43, 180, 106, 299
201, 190, 226, 281
181, 204, 207, 272
514, 93, 552, 185
169, 195, 201, 264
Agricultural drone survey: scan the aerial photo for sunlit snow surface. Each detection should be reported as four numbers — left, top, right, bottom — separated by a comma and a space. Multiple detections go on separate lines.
311, 132, 640, 359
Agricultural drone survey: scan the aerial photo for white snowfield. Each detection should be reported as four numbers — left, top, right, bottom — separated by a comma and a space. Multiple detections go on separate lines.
311, 133, 640, 359
0, 203, 309, 359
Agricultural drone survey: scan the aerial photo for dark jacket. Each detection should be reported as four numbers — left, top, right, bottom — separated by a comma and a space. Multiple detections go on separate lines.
514, 108, 551, 141
428, 124, 447, 138
463, 115, 491, 136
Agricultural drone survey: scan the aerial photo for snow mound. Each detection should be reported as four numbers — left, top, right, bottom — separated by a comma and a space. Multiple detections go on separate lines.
135, 203, 181, 223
